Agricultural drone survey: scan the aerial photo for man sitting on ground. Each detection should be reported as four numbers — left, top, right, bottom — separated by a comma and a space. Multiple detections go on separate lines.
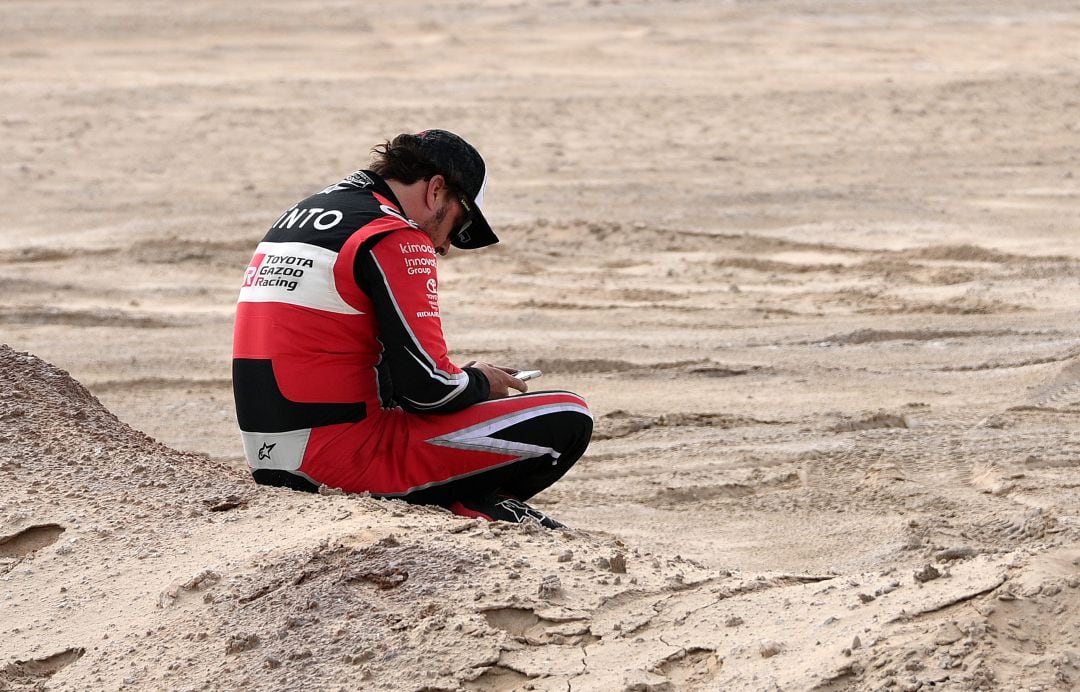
232, 129, 593, 528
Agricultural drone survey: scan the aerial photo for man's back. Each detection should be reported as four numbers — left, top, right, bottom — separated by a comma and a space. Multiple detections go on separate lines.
234, 171, 398, 432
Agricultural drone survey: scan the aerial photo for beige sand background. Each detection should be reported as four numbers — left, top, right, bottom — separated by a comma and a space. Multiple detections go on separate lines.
2, 1, 1080, 689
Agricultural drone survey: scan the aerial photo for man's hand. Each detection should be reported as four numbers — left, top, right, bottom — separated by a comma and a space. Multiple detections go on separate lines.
466, 362, 527, 399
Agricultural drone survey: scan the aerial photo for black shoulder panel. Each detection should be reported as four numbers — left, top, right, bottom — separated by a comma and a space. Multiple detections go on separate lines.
261, 185, 388, 252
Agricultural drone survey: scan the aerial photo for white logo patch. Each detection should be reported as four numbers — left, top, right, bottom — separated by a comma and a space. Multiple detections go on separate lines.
238, 241, 363, 315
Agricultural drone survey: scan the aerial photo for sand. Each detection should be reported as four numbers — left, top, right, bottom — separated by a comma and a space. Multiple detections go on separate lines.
2, 1, 1079, 690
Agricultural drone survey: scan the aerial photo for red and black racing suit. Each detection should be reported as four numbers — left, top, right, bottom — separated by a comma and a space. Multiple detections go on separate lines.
232, 170, 592, 506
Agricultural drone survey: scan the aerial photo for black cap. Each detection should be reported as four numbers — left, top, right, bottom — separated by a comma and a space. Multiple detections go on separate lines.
414, 129, 498, 250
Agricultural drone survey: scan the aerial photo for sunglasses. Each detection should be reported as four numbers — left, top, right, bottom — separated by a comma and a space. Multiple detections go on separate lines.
453, 193, 474, 244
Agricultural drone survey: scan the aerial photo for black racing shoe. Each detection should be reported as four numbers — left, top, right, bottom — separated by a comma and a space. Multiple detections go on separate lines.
449, 494, 566, 529
494, 497, 566, 529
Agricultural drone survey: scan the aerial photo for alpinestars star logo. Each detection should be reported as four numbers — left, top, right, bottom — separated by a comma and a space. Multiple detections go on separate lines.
257, 443, 276, 460
496, 498, 548, 524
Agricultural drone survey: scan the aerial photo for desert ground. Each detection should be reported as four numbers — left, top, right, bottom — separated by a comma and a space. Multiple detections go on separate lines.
2, 1, 1080, 689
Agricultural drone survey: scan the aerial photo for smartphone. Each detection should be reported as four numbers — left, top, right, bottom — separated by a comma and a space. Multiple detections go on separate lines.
516, 369, 543, 381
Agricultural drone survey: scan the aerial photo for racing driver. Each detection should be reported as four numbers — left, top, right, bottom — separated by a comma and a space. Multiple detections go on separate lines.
232, 130, 593, 528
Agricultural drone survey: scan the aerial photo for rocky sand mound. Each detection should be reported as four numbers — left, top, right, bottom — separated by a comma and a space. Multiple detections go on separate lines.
2, 345, 1079, 691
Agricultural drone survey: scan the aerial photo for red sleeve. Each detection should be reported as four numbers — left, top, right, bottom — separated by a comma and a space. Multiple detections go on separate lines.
356, 228, 489, 412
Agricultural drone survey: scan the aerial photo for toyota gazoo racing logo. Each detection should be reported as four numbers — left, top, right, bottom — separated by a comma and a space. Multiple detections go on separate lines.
241, 252, 312, 292
242, 253, 266, 288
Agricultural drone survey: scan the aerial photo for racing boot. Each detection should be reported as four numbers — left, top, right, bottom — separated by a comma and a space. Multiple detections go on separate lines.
449, 493, 566, 529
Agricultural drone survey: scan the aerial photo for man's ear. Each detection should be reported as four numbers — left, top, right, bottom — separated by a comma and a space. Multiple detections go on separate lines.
425, 174, 447, 211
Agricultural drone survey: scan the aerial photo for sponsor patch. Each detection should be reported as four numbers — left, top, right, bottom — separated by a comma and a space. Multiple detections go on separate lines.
240, 251, 314, 292
237, 241, 363, 315
400, 241, 437, 276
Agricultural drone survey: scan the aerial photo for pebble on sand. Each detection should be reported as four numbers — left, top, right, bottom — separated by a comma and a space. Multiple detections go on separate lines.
759, 639, 783, 658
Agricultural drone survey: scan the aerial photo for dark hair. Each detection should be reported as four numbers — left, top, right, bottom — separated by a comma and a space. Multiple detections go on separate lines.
370, 135, 440, 183
370, 134, 466, 192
